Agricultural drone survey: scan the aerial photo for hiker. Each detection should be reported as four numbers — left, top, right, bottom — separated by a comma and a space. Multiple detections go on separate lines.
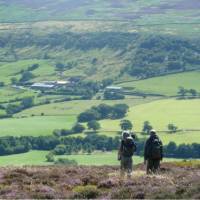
144, 129, 163, 174
118, 131, 137, 177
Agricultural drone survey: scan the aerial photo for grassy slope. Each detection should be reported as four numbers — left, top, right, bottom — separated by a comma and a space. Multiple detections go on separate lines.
1, 97, 200, 144
118, 71, 200, 96
0, 116, 76, 137
0, 150, 182, 166
0, 97, 154, 137
15, 97, 157, 117
100, 99, 200, 144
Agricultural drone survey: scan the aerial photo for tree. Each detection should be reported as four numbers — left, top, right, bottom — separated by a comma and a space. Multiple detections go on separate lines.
28, 63, 39, 71
73, 123, 85, 133
142, 121, 153, 134
53, 144, 66, 155
46, 152, 55, 162
189, 89, 197, 97
20, 71, 34, 82
96, 104, 112, 119
167, 123, 178, 133
78, 109, 101, 122
166, 142, 177, 157
177, 87, 187, 97
21, 97, 34, 109
111, 104, 129, 119
87, 120, 101, 131
120, 120, 133, 130
6, 104, 22, 115
55, 63, 65, 71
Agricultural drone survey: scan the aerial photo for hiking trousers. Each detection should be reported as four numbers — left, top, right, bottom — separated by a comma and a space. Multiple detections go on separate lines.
147, 159, 160, 174
120, 156, 133, 177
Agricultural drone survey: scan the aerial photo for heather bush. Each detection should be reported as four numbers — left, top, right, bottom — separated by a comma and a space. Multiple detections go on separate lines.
73, 185, 100, 199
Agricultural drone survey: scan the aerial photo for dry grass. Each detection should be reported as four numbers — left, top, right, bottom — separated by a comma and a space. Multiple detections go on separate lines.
0, 162, 199, 199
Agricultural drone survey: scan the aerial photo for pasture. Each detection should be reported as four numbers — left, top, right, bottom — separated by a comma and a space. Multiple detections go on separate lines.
0, 150, 183, 166
118, 71, 200, 96
16, 96, 158, 117
100, 99, 200, 144
0, 116, 76, 137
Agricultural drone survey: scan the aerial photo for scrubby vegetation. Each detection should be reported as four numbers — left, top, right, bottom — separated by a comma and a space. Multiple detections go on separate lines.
0, 162, 200, 199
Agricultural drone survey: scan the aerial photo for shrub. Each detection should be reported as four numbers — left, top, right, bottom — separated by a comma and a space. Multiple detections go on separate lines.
73, 185, 100, 199
54, 158, 78, 166
53, 144, 66, 155
46, 152, 55, 162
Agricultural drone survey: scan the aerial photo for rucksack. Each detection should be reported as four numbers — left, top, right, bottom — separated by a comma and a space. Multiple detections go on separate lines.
122, 137, 136, 157
150, 137, 161, 159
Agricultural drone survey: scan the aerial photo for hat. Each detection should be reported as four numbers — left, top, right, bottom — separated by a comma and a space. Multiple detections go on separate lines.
150, 129, 156, 134
122, 131, 130, 139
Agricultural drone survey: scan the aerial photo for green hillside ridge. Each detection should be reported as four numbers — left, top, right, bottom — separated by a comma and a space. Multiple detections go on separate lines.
118, 71, 200, 96
100, 99, 200, 144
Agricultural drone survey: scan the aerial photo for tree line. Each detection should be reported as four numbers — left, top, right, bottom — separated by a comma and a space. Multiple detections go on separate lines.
0, 134, 200, 159
78, 103, 129, 122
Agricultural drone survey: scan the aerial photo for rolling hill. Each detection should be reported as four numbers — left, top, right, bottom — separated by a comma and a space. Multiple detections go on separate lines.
117, 71, 200, 96
0, 0, 199, 169
0, 0, 199, 25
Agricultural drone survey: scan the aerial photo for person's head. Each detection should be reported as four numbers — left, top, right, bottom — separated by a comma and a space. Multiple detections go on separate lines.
150, 129, 156, 136
122, 131, 130, 140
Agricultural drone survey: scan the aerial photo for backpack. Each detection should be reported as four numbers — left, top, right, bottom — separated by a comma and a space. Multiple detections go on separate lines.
150, 137, 161, 159
122, 137, 136, 157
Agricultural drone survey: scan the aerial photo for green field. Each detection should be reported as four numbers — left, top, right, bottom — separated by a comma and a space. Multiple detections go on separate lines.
2, 97, 200, 144
0, 116, 76, 137
100, 99, 200, 144
118, 71, 200, 96
0, 150, 183, 166
16, 97, 158, 117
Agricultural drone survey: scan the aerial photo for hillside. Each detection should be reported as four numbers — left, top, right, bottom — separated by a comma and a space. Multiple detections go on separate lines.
0, 162, 200, 199
117, 71, 200, 96
0, 0, 199, 174
0, 0, 200, 25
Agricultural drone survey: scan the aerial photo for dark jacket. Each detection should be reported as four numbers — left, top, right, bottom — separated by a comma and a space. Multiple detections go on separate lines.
118, 138, 137, 158
144, 134, 163, 160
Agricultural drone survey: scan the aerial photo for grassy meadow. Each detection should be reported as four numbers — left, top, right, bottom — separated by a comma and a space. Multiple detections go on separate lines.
0, 150, 183, 166
16, 96, 158, 117
118, 71, 200, 96
100, 99, 200, 144
0, 116, 76, 137
1, 97, 199, 145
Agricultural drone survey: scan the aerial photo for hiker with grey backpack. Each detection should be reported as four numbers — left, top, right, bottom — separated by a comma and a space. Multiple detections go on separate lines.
144, 129, 163, 174
118, 131, 137, 178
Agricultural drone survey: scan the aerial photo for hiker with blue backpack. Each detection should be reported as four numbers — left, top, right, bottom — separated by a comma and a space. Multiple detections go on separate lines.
144, 129, 163, 174
118, 131, 137, 178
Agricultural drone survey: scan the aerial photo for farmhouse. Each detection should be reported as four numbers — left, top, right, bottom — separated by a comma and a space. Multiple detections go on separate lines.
105, 86, 123, 92
31, 80, 71, 90
31, 82, 55, 90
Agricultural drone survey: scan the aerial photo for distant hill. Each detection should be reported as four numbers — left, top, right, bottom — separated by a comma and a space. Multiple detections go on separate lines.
0, 0, 199, 24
